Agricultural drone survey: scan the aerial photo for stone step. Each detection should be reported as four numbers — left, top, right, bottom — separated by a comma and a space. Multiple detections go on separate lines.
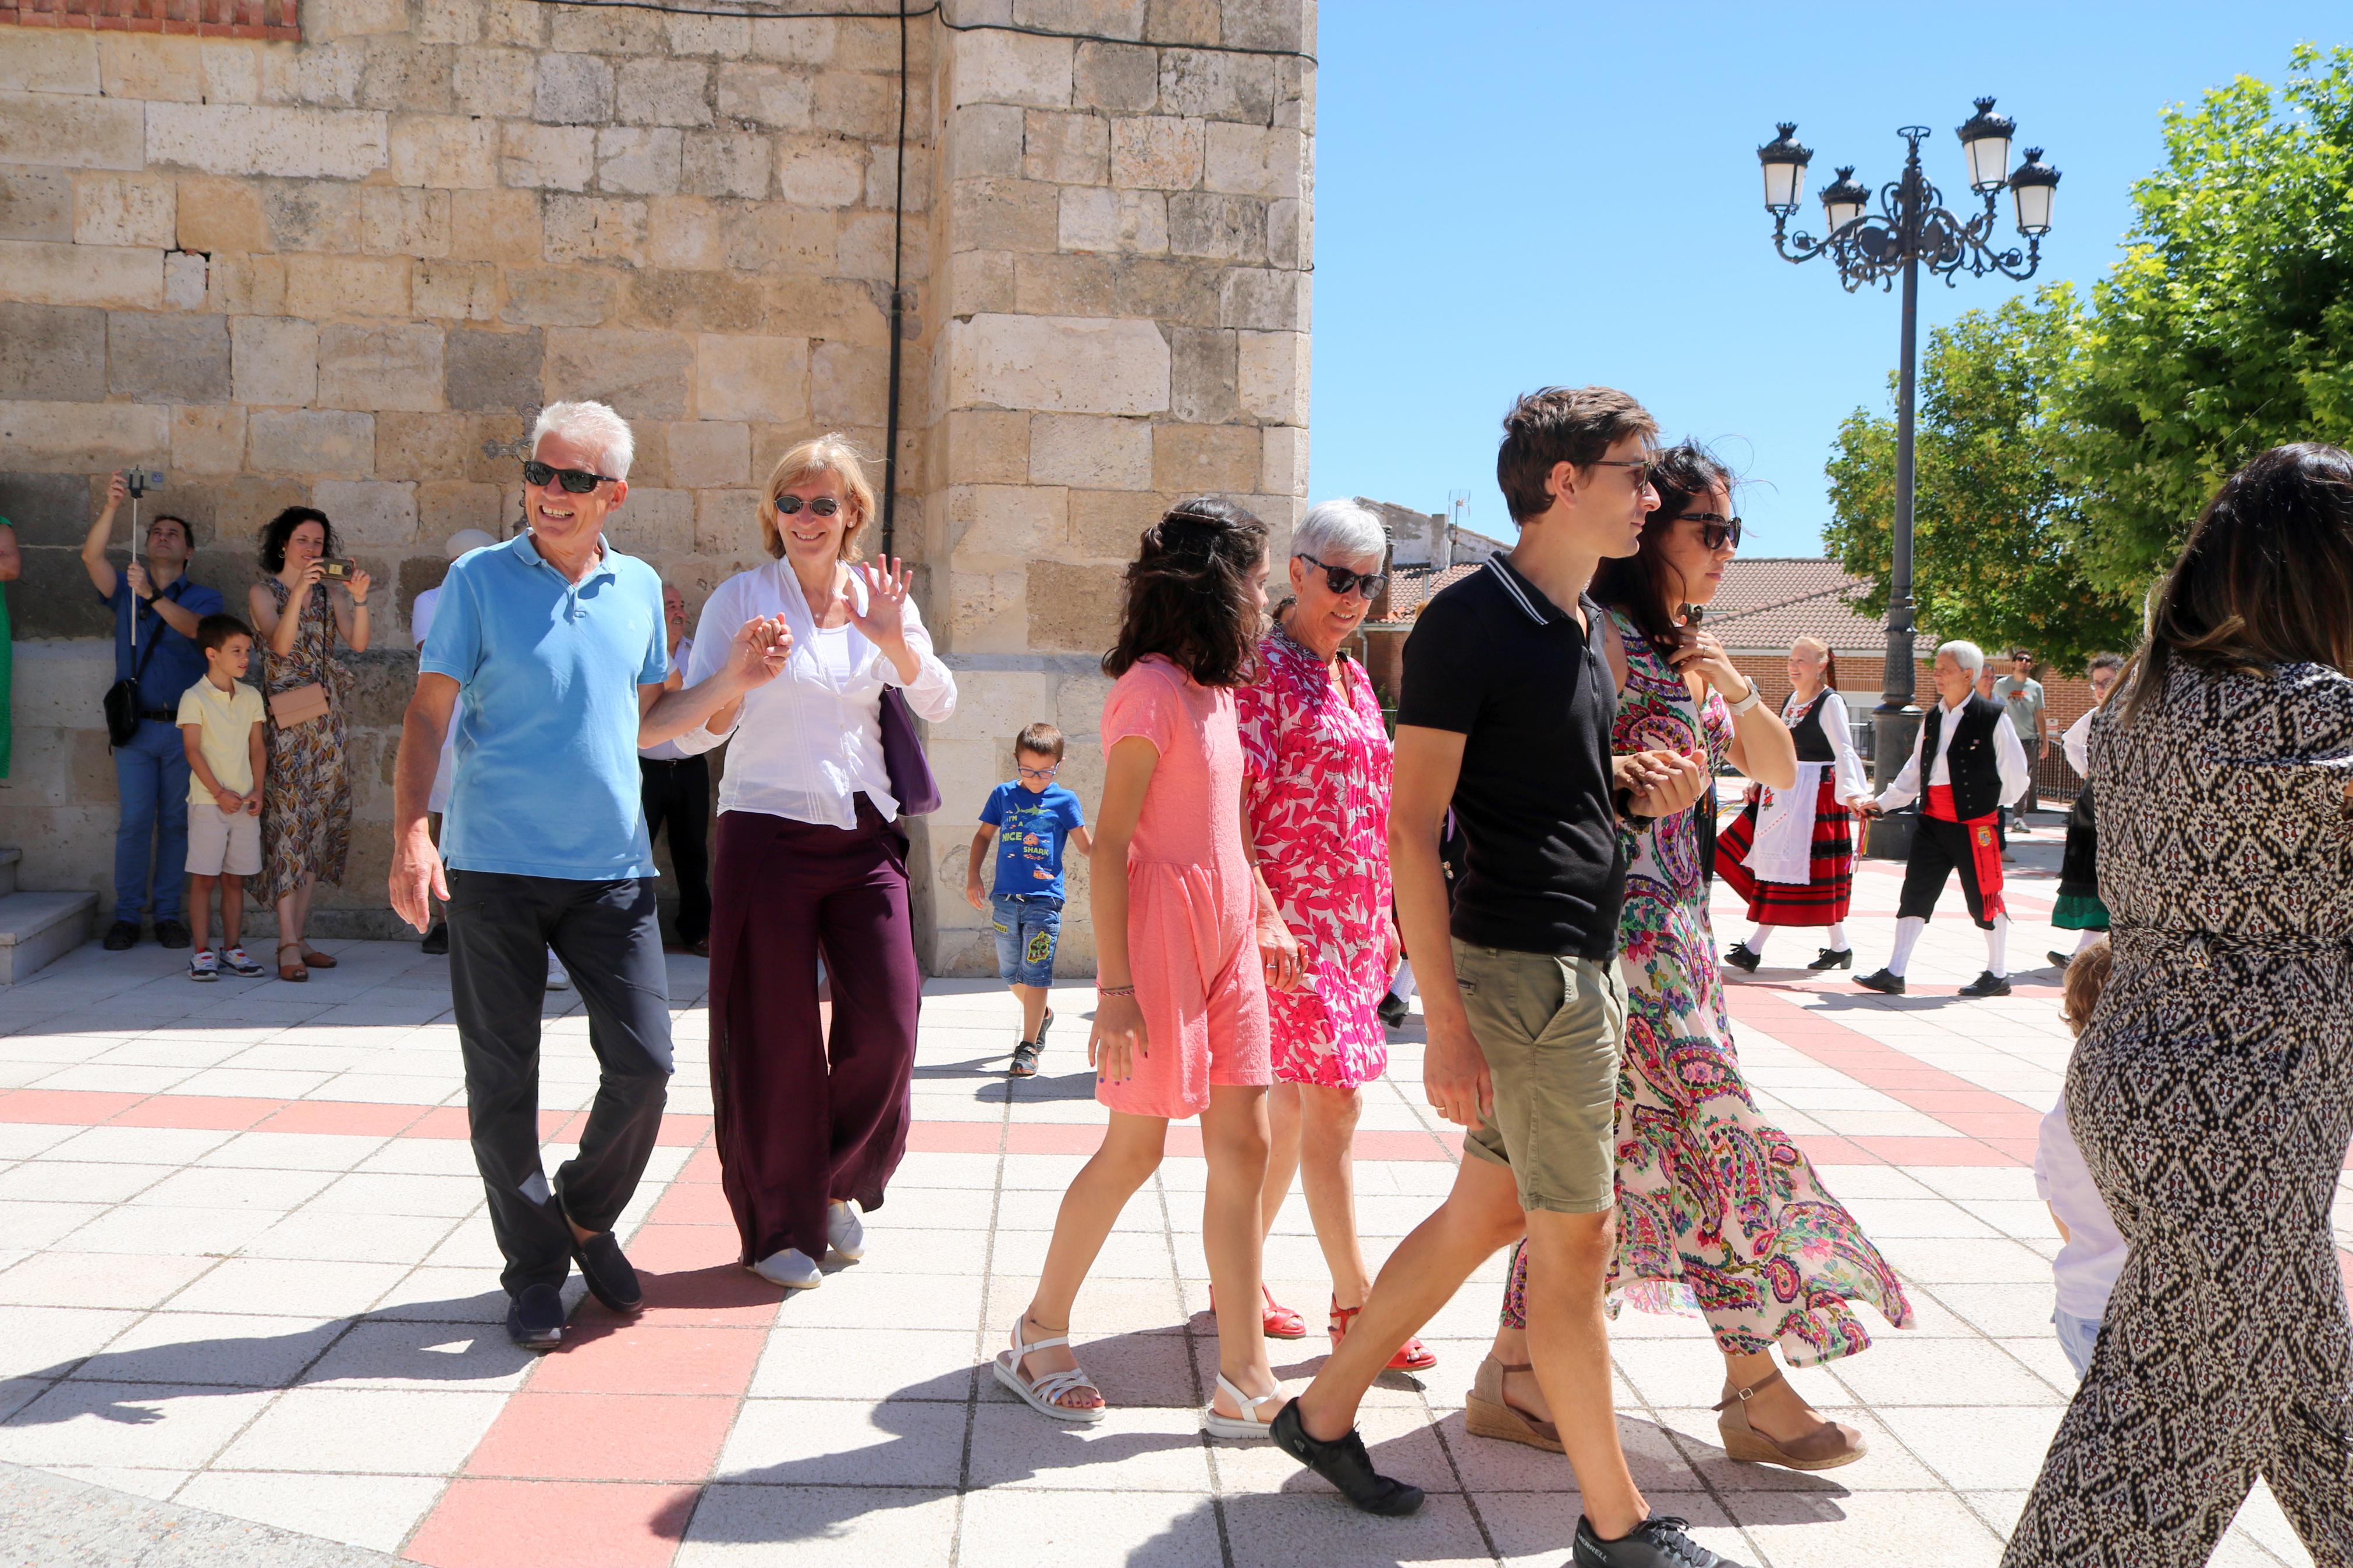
0, 848, 18, 900
0, 890, 98, 985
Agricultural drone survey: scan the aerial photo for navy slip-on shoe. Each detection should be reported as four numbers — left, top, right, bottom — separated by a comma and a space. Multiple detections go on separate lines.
506, 1283, 566, 1351
557, 1192, 643, 1314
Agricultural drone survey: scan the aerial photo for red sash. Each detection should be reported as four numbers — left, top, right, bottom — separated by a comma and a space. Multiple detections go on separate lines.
1925, 785, 2006, 920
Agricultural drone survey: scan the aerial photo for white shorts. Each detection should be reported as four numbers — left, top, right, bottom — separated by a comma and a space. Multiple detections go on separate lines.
186, 804, 262, 878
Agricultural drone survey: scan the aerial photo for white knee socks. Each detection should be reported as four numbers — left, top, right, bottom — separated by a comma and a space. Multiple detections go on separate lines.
2074, 928, 2102, 956
1988, 913, 2010, 978
1826, 922, 1849, 950
1887, 916, 1926, 977
1389, 958, 1415, 1003
1743, 925, 1775, 956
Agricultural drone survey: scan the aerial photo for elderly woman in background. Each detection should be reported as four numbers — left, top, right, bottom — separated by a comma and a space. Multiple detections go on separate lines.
250, 506, 369, 983
1237, 499, 1434, 1373
1718, 635, 1872, 972
670, 435, 956, 1291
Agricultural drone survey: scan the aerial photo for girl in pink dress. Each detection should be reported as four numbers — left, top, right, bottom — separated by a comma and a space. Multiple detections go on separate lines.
1237, 499, 1434, 1373
997, 499, 1287, 1441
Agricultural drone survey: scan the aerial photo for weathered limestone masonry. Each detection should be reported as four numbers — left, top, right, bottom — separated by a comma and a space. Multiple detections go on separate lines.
0, 0, 1312, 968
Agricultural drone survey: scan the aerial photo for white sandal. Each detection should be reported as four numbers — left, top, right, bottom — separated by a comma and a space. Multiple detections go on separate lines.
993, 1318, 1106, 1425
1203, 1373, 1286, 1440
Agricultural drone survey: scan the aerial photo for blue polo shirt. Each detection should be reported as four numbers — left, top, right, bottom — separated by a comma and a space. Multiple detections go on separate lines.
421, 533, 669, 880
103, 573, 222, 713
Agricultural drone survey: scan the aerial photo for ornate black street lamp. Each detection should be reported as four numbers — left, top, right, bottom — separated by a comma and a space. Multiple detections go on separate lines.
1757, 101, 2059, 848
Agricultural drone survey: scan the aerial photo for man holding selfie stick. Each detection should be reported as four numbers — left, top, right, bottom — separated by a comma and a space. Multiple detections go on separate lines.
83, 472, 221, 952
389, 400, 792, 1351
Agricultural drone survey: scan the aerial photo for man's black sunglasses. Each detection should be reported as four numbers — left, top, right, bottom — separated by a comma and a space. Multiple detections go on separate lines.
523, 460, 617, 494
774, 495, 841, 516
1682, 511, 1743, 551
1297, 553, 1387, 600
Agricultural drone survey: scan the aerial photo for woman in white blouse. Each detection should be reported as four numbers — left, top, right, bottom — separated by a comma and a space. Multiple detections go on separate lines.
670, 435, 957, 1290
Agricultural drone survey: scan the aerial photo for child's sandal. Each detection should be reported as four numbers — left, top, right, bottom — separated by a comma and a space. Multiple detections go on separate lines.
1203, 1374, 1286, 1440
993, 1318, 1105, 1424
1009, 1040, 1041, 1078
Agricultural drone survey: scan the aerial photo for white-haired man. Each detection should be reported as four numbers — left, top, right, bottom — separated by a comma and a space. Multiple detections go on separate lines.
1855, 640, 2031, 998
389, 400, 790, 1351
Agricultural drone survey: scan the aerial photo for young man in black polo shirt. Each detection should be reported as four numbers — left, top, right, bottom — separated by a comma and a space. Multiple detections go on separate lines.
1273, 388, 1745, 1568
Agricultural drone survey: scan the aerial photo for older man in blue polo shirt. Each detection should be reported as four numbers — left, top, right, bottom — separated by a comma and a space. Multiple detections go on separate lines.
389, 399, 788, 1350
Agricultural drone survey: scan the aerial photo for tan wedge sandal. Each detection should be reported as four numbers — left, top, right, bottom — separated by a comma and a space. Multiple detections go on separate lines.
1714, 1367, 1866, 1470
1463, 1355, 1563, 1453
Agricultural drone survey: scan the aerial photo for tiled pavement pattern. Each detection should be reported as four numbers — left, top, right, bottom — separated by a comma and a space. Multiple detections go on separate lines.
0, 839, 2343, 1565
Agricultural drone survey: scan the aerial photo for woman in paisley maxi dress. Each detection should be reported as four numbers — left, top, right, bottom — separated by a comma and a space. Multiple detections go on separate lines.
1475, 445, 1912, 1471
1238, 499, 1433, 1372
249, 507, 366, 983
2004, 444, 2353, 1568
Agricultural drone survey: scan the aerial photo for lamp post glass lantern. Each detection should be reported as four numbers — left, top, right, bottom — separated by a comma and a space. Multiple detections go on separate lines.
1754, 101, 2059, 852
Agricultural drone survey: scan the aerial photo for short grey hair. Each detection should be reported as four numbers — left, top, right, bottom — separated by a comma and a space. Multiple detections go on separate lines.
1293, 499, 1387, 568
530, 400, 635, 481
1936, 639, 1986, 677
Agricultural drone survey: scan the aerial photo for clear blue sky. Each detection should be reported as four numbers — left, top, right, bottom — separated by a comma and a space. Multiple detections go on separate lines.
1307, 2, 2339, 557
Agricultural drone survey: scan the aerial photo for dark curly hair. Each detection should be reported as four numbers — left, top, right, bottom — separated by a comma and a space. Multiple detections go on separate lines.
2120, 441, 2353, 724
1589, 441, 1734, 658
1102, 497, 1268, 688
259, 506, 339, 574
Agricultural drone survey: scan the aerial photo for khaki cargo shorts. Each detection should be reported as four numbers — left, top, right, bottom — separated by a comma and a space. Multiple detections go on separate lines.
1451, 939, 1626, 1215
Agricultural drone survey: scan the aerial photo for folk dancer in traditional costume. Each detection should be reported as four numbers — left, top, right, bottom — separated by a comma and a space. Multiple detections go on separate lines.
1718, 635, 1872, 973
1854, 639, 2031, 998
2047, 652, 2123, 971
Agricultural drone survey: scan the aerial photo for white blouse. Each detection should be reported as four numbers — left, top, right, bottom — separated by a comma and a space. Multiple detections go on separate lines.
672, 560, 957, 827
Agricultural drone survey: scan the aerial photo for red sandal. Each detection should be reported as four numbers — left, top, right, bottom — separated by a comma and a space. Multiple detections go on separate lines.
1208, 1283, 1307, 1339
1330, 1297, 1438, 1371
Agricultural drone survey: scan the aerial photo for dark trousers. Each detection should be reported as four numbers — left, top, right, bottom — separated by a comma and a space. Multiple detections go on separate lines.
448, 870, 674, 1297
113, 717, 190, 923
1897, 814, 2004, 930
709, 799, 920, 1266
640, 755, 712, 945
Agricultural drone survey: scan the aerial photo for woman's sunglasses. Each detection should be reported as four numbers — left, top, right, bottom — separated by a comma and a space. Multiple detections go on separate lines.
1296, 553, 1387, 600
1682, 511, 1743, 551
774, 495, 841, 517
522, 460, 617, 494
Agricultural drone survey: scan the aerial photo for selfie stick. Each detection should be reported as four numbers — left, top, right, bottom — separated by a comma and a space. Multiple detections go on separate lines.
128, 477, 140, 650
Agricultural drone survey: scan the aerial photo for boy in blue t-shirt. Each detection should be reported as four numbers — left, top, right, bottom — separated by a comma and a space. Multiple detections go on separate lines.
965, 721, 1092, 1077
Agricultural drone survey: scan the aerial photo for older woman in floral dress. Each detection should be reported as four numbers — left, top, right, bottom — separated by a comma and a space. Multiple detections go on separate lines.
1239, 499, 1434, 1373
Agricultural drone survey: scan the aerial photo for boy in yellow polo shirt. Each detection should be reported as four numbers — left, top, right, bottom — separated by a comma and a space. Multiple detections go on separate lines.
177, 614, 268, 980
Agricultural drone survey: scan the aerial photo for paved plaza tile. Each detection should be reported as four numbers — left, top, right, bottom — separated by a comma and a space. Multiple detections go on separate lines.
0, 841, 2340, 1565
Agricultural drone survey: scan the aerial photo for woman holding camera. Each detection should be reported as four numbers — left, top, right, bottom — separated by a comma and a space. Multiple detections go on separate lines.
250, 506, 370, 982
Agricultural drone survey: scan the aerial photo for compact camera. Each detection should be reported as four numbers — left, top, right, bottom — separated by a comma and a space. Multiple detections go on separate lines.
319, 557, 356, 582
125, 469, 165, 498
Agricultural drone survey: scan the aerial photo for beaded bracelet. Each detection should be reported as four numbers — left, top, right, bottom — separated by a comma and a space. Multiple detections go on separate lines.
1097, 984, 1135, 998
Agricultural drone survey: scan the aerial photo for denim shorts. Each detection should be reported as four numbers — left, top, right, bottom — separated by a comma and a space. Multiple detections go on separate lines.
992, 894, 1063, 987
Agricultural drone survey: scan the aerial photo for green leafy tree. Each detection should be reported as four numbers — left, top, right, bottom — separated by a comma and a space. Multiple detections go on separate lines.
1824, 287, 2141, 671
2063, 43, 2353, 587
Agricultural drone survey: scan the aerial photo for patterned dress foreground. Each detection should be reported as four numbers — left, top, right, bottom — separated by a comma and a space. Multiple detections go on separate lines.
1502, 609, 1912, 1365
2003, 662, 2352, 1568
255, 575, 353, 905
1237, 622, 1394, 1089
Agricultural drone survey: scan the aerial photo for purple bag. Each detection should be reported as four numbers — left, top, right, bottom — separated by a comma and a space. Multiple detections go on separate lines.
878, 685, 940, 815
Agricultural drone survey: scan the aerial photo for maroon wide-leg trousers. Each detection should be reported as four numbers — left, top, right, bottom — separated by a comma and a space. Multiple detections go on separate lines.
708, 798, 921, 1267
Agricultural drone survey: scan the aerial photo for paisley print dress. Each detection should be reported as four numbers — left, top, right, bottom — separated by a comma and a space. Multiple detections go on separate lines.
255, 575, 353, 904
2004, 662, 2352, 1568
1502, 608, 1913, 1364
1237, 623, 1394, 1089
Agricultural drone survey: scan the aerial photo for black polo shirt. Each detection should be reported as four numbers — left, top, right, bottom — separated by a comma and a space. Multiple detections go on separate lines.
1396, 556, 1626, 961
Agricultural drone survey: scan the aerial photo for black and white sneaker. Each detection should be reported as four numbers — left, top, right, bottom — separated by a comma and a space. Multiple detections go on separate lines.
1721, 944, 1762, 973
1807, 947, 1853, 971
1269, 1401, 1424, 1516
1574, 1514, 1753, 1568
187, 950, 219, 982
1958, 970, 2013, 998
1854, 968, 1906, 995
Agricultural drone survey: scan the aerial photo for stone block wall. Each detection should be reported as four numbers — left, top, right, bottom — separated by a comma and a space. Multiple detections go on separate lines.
0, 0, 1314, 964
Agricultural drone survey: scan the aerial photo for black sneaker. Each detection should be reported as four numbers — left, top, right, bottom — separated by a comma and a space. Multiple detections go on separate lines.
2047, 950, 2071, 972
1959, 970, 2013, 998
1269, 1400, 1424, 1516
1854, 968, 1905, 995
1376, 991, 1408, 1028
1574, 1513, 1752, 1568
421, 921, 449, 956
505, 1282, 566, 1350
1807, 947, 1853, 971
1009, 1040, 1041, 1078
557, 1193, 642, 1314
1722, 943, 1762, 973
154, 919, 191, 951
102, 920, 140, 951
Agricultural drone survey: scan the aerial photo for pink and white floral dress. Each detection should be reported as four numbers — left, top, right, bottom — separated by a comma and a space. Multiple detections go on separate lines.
1237, 623, 1394, 1089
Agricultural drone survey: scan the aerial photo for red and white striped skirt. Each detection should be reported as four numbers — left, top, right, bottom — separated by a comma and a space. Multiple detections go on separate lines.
1713, 771, 1854, 926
